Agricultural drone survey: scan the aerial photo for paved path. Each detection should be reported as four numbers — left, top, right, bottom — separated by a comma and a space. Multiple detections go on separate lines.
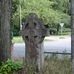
11, 36, 71, 59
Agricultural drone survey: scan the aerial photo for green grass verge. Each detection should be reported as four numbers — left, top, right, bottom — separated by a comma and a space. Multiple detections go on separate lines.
12, 36, 51, 43
12, 33, 71, 43
12, 36, 24, 43
58, 31, 71, 35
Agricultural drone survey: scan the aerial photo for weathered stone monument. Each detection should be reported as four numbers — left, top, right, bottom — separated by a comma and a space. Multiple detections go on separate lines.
22, 13, 46, 71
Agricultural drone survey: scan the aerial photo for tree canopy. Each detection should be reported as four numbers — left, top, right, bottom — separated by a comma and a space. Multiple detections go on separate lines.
12, 0, 70, 35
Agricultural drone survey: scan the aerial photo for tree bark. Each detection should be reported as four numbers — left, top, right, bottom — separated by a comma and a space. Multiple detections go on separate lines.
71, 0, 74, 74
0, 0, 11, 62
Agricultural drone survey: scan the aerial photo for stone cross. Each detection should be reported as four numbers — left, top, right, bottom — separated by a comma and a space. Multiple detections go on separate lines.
22, 13, 46, 71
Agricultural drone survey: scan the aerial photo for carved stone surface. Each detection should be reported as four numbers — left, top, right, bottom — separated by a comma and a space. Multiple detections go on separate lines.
22, 13, 46, 71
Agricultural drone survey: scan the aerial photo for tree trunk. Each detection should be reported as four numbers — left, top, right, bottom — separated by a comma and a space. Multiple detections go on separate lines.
0, 0, 11, 62
71, 0, 74, 74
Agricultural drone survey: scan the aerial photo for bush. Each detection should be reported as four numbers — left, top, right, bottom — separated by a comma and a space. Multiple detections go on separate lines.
0, 59, 22, 74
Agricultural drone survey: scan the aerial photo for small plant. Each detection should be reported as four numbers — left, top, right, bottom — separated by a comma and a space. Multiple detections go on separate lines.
0, 59, 22, 74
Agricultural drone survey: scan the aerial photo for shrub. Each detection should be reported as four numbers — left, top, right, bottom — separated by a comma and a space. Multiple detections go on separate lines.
0, 59, 22, 74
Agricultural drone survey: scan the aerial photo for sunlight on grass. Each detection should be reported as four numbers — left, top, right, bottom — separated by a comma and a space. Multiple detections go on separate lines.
12, 36, 52, 43
12, 36, 24, 43
12, 35, 70, 43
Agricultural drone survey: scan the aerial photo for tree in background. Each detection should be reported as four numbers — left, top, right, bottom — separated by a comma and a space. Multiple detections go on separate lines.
0, 0, 12, 62
11, 0, 70, 36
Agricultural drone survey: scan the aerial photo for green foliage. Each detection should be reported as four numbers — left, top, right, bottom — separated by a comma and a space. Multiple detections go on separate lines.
12, 36, 24, 43
11, 0, 70, 36
0, 59, 22, 74
0, 55, 71, 74
51, 0, 70, 13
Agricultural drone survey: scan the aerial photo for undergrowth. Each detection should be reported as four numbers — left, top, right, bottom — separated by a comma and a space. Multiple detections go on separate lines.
0, 55, 71, 74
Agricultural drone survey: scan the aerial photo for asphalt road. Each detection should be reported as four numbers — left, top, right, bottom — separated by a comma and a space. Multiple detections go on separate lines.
11, 36, 71, 59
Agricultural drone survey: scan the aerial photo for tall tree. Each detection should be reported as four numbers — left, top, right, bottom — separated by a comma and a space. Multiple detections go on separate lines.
71, 0, 74, 74
0, 0, 11, 62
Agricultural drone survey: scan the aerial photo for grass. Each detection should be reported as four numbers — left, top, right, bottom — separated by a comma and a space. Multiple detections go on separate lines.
12, 30, 71, 43
12, 36, 24, 43
12, 36, 53, 43
58, 32, 71, 35
0, 55, 71, 74
13, 55, 71, 74
12, 34, 70, 43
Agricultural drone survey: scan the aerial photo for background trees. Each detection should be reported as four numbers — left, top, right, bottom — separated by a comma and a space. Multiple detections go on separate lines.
11, 0, 70, 36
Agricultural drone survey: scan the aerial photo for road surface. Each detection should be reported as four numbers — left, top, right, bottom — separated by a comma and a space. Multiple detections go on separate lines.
11, 36, 71, 59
